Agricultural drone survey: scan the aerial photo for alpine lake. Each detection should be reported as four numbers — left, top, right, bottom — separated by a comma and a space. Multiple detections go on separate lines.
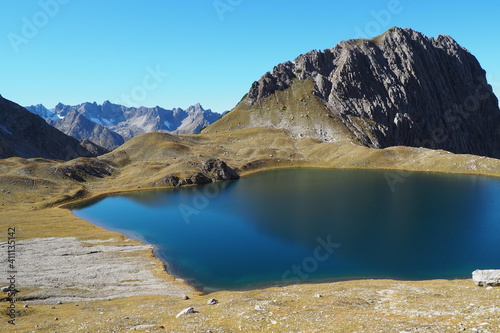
72, 168, 500, 292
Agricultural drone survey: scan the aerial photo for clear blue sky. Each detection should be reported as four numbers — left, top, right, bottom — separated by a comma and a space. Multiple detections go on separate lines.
1, 0, 499, 113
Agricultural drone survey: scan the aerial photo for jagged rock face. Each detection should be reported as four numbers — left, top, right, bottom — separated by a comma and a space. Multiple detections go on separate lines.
54, 101, 127, 125
48, 110, 125, 151
25, 104, 60, 120
114, 102, 220, 138
0, 96, 106, 160
172, 104, 221, 135
209, 27, 500, 158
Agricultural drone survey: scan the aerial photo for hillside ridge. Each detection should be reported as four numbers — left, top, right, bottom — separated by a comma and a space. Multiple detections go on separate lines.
0, 96, 106, 160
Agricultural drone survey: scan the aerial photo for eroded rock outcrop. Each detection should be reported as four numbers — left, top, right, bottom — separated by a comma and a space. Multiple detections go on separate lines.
201, 158, 240, 181
162, 159, 239, 187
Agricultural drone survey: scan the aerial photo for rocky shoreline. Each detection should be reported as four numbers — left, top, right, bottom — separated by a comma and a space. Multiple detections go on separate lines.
0, 237, 192, 304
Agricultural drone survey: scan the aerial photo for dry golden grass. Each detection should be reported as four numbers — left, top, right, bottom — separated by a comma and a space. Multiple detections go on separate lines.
1, 278, 499, 332
203, 79, 358, 145
2, 128, 500, 332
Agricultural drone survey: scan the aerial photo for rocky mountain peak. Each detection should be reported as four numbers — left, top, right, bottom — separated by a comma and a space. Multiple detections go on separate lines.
47, 109, 125, 150
207, 27, 500, 158
245, 27, 473, 107
54, 102, 65, 112
186, 103, 205, 114
25, 104, 58, 120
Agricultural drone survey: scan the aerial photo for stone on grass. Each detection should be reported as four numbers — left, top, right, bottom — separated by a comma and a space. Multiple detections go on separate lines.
176, 307, 195, 318
472, 269, 500, 287
207, 298, 218, 305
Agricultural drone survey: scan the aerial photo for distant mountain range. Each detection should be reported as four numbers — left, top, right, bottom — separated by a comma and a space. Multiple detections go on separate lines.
0, 95, 105, 160
25, 101, 221, 150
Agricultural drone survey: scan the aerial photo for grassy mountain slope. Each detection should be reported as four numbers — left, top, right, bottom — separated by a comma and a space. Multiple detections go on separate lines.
204, 79, 361, 144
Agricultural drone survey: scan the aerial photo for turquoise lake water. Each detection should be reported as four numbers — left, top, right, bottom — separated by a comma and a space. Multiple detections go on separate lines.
72, 169, 500, 291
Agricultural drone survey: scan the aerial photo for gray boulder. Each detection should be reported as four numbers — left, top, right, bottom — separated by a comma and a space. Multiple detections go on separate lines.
472, 269, 500, 286
175, 306, 195, 318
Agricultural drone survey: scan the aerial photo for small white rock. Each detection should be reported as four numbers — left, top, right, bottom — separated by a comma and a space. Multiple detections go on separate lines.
472, 269, 500, 286
254, 305, 266, 311
207, 298, 218, 305
176, 307, 195, 318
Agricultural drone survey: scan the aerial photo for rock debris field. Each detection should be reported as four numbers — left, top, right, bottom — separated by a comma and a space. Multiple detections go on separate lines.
0, 237, 190, 304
